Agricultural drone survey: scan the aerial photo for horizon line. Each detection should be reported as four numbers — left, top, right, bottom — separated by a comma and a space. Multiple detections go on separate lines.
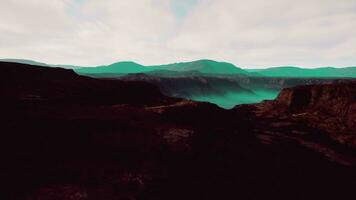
1, 58, 355, 70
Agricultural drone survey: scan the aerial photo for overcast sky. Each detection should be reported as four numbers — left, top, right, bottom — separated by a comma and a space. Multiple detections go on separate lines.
1, 0, 355, 68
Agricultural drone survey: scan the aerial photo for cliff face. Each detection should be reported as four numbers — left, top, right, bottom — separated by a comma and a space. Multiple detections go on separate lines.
251, 81, 356, 147
234, 76, 344, 90
118, 74, 352, 109
277, 82, 356, 112
277, 82, 356, 133
120, 73, 253, 98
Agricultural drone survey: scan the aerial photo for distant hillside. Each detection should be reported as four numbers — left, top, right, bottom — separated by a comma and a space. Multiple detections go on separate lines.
75, 61, 152, 74
4, 59, 250, 77
144, 70, 205, 77
4, 59, 356, 78
74, 59, 249, 76
247, 66, 356, 78
150, 59, 248, 75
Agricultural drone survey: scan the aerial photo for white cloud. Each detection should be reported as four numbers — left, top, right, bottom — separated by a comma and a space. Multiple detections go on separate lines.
168, 0, 356, 67
0, 0, 355, 68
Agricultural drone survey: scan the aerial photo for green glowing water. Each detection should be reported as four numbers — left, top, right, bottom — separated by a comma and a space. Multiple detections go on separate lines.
190, 89, 279, 109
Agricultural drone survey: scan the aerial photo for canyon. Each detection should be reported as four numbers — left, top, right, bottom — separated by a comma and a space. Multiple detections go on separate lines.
1, 61, 355, 200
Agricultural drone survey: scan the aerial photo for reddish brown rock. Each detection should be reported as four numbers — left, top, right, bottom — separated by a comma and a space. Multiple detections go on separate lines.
1, 62, 356, 200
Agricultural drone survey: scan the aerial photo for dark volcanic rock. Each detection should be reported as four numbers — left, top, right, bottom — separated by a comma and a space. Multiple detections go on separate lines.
120, 73, 254, 98
1, 62, 356, 200
277, 82, 356, 135
0, 62, 176, 106
234, 76, 351, 90
246, 81, 356, 148
276, 82, 356, 112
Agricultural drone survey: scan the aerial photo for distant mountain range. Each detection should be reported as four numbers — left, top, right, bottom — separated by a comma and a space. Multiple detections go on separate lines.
75, 60, 356, 78
247, 66, 356, 78
2, 58, 356, 78
75, 59, 249, 76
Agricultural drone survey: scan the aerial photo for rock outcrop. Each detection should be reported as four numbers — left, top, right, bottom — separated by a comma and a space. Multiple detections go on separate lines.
249, 81, 356, 148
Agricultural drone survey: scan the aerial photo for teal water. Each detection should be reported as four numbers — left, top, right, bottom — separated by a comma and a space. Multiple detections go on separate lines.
190, 89, 279, 109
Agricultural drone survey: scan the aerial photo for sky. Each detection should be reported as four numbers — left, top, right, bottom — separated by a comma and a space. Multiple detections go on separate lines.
0, 0, 355, 68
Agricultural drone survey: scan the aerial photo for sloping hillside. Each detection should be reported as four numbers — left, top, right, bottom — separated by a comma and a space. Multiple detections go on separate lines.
150, 59, 248, 75
75, 61, 152, 75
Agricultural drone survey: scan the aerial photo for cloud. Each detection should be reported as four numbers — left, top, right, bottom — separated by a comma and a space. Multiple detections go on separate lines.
170, 0, 198, 19
0, 0, 355, 67
168, 0, 356, 67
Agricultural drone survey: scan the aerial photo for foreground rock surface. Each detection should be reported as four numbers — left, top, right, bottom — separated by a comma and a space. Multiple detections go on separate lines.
244, 81, 356, 148
1, 62, 356, 200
